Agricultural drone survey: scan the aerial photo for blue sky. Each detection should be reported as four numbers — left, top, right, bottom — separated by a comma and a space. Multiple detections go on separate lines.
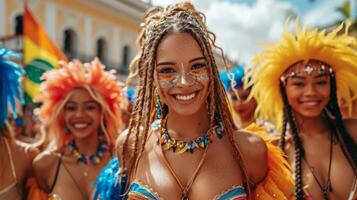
151, 0, 348, 64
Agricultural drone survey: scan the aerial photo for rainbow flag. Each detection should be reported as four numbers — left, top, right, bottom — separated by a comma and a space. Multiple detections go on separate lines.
23, 6, 67, 105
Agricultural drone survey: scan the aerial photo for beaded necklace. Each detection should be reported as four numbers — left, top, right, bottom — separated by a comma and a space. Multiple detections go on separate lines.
67, 135, 109, 165
157, 115, 224, 154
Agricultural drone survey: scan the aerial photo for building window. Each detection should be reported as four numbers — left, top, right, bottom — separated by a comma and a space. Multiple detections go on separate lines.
63, 29, 78, 59
14, 14, 23, 35
122, 45, 130, 72
96, 38, 108, 64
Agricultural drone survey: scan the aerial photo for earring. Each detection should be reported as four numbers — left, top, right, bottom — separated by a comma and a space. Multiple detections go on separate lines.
214, 113, 224, 139
64, 125, 70, 134
155, 88, 162, 120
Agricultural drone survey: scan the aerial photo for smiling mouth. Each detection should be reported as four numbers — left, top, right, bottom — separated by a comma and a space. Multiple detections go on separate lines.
299, 100, 321, 106
72, 123, 90, 129
172, 91, 199, 101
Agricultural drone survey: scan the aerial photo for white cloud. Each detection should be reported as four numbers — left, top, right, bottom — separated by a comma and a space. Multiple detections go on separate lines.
303, 0, 344, 27
204, 0, 294, 64
150, 0, 343, 65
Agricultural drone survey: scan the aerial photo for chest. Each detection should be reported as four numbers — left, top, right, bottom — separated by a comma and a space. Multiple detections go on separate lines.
287, 142, 355, 200
51, 158, 108, 199
133, 137, 245, 199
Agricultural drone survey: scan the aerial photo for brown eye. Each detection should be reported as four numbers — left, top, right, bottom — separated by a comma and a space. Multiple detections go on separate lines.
159, 68, 176, 74
85, 103, 99, 111
316, 80, 327, 85
191, 63, 206, 71
65, 105, 76, 112
291, 82, 304, 87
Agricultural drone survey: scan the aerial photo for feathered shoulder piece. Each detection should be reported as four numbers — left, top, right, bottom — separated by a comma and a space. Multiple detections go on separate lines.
0, 48, 24, 128
94, 157, 127, 200
245, 123, 295, 199
246, 20, 357, 128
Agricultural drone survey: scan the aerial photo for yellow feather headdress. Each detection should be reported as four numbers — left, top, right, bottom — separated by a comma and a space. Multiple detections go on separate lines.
246, 20, 357, 129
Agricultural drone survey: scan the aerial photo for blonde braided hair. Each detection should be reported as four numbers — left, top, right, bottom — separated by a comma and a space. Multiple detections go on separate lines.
121, 2, 252, 197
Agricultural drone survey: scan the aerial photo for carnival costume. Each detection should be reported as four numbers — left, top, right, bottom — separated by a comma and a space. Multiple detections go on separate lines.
246, 21, 357, 129
94, 69, 295, 199
26, 58, 123, 200
94, 2, 295, 199
0, 48, 25, 199
246, 20, 357, 199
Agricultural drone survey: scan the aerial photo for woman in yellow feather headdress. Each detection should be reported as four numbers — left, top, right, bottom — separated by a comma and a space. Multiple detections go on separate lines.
247, 21, 357, 200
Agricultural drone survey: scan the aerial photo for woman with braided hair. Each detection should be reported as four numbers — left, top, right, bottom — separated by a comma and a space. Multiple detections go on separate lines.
247, 21, 357, 200
95, 2, 294, 200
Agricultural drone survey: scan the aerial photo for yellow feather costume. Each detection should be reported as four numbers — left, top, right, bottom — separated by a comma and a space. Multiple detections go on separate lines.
246, 20, 357, 128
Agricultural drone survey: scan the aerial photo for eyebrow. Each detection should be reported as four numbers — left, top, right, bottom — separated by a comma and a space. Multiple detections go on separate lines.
156, 57, 206, 66
189, 57, 206, 63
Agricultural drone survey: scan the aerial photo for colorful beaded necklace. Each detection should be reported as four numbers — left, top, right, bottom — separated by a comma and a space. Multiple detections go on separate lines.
157, 115, 224, 154
67, 135, 109, 165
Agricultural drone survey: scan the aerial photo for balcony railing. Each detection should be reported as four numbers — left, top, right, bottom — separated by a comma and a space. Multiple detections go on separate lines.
0, 35, 23, 53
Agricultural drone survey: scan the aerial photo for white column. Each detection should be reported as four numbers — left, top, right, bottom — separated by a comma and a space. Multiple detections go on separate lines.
112, 27, 121, 65
45, 2, 56, 41
0, 0, 5, 35
84, 17, 92, 57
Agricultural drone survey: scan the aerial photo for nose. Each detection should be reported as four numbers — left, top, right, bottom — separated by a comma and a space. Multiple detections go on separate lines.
305, 82, 317, 96
74, 107, 86, 117
176, 71, 195, 87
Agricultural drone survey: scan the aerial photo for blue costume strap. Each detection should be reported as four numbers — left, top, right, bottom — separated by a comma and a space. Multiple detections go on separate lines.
94, 157, 127, 200
0, 48, 24, 128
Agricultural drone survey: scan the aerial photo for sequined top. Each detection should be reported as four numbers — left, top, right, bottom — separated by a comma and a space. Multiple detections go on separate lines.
94, 158, 247, 200
127, 181, 247, 200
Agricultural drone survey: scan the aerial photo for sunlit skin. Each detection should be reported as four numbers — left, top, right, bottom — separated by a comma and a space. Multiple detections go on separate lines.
283, 60, 357, 200
33, 88, 111, 200
0, 125, 38, 199
285, 61, 330, 120
155, 34, 210, 117
229, 88, 257, 128
116, 32, 267, 199
64, 88, 101, 142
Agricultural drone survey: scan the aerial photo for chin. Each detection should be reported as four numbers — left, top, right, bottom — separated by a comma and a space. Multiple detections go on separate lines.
296, 110, 324, 119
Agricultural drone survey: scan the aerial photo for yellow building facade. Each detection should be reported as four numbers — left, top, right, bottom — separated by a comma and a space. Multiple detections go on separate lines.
0, 0, 149, 79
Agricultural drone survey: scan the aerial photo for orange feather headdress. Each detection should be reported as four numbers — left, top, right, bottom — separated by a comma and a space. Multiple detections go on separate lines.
35, 58, 123, 149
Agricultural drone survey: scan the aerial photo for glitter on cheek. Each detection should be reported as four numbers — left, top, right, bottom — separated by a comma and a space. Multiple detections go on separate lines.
158, 73, 178, 88
191, 67, 209, 82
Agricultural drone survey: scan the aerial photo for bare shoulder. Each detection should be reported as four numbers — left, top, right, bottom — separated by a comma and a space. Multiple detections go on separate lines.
15, 140, 40, 161
343, 118, 357, 143
33, 150, 59, 191
232, 129, 268, 185
115, 126, 145, 158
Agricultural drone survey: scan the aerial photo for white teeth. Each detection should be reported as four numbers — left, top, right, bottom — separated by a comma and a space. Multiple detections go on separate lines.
73, 123, 89, 129
301, 101, 319, 106
175, 93, 196, 101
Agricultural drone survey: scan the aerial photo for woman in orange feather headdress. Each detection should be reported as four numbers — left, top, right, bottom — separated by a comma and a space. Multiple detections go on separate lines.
28, 58, 124, 200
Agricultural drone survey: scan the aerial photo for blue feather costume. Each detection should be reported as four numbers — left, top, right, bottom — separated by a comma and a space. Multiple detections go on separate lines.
0, 48, 24, 128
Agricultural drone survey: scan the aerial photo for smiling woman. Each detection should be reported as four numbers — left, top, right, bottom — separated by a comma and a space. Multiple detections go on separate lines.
94, 2, 295, 200
247, 21, 357, 200
27, 59, 124, 200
